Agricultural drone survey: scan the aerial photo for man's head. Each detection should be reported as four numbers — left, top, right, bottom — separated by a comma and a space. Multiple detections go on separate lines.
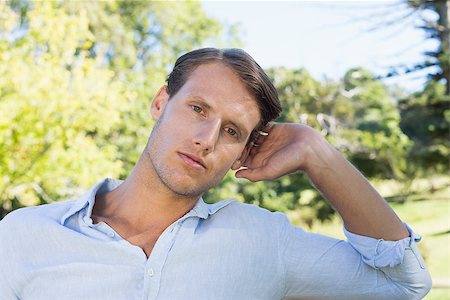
166, 48, 281, 135
145, 48, 281, 199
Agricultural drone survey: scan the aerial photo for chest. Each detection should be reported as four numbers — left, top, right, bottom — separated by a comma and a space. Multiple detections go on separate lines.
16, 220, 284, 300
127, 230, 161, 257
93, 216, 167, 258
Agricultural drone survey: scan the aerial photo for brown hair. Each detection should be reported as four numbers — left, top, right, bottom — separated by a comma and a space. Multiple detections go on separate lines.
166, 48, 281, 135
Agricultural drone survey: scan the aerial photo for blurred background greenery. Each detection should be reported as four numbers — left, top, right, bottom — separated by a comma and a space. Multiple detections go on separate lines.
0, 0, 448, 298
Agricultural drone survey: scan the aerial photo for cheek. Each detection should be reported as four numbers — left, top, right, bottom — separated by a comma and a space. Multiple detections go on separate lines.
150, 118, 179, 153
156, 111, 184, 137
217, 145, 245, 167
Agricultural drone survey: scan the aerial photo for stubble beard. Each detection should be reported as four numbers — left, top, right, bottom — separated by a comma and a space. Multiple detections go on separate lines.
146, 118, 224, 199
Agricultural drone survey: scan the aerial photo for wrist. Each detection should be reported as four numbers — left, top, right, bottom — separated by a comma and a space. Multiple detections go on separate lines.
301, 132, 337, 177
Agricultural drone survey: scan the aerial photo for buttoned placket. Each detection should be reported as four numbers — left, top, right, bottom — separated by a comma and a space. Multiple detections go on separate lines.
81, 213, 178, 300
142, 218, 186, 300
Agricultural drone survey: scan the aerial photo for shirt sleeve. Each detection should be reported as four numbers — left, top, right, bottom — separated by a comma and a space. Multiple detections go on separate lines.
280, 216, 432, 300
343, 223, 423, 269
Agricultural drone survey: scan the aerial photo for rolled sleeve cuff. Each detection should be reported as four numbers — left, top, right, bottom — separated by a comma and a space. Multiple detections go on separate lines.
344, 223, 422, 269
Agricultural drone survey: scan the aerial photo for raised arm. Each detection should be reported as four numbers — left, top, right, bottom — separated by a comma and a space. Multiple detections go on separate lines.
235, 123, 431, 299
235, 123, 407, 240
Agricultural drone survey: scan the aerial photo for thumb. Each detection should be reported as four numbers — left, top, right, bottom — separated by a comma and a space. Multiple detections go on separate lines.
235, 168, 266, 182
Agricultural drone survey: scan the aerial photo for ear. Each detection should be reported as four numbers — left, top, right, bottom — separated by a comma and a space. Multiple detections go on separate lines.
150, 86, 170, 120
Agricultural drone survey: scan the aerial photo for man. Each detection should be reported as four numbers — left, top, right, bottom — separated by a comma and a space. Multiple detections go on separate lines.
0, 48, 431, 299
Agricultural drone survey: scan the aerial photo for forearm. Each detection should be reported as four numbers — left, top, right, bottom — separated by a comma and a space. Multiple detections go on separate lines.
304, 134, 409, 240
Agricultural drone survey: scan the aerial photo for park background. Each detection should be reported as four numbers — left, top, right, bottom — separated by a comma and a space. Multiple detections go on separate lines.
0, 0, 448, 299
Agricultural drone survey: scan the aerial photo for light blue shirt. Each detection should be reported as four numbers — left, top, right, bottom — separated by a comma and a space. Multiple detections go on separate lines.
0, 178, 431, 299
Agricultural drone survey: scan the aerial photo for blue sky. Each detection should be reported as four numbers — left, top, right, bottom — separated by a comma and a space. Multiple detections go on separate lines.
201, 1, 438, 92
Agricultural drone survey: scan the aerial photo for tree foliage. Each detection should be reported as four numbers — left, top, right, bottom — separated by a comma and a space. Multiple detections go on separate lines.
381, 0, 450, 92
408, 0, 450, 91
395, 0, 450, 176
365, 1, 449, 181
399, 80, 450, 175
0, 1, 229, 215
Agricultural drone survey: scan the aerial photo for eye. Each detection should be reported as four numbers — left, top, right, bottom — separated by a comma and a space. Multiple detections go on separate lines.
225, 127, 237, 137
192, 105, 203, 113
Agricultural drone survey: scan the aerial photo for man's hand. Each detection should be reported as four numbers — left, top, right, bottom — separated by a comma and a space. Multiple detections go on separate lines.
234, 123, 329, 182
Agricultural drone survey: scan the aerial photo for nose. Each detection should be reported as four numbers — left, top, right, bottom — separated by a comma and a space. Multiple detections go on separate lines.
192, 119, 221, 153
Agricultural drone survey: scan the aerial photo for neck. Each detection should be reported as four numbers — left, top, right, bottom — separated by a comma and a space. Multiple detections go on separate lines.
93, 152, 200, 232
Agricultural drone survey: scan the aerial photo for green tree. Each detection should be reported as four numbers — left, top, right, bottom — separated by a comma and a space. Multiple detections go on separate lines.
387, 1, 450, 178
0, 1, 231, 217
399, 80, 450, 177
350, 1, 449, 185
379, 1, 449, 92
337, 68, 412, 180
269, 66, 411, 180
0, 2, 126, 214
408, 0, 449, 93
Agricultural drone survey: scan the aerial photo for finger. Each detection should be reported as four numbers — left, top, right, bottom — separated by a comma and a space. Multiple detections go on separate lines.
260, 122, 275, 135
235, 167, 275, 182
251, 122, 274, 147
235, 168, 262, 182
241, 123, 274, 165
257, 130, 269, 136
253, 130, 269, 145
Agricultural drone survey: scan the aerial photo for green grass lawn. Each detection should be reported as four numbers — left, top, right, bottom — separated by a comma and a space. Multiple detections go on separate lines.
288, 177, 450, 300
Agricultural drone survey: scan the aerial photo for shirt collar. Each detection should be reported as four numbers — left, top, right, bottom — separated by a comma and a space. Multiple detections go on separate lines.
190, 197, 236, 219
61, 178, 236, 224
60, 178, 122, 225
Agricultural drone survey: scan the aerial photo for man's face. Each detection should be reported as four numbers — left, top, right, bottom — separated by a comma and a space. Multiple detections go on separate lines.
147, 62, 261, 198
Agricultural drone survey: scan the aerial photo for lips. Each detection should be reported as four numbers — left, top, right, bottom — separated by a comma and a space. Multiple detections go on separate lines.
178, 152, 207, 170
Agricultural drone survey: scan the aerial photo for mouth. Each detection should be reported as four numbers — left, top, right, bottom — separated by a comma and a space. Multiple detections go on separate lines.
177, 152, 207, 170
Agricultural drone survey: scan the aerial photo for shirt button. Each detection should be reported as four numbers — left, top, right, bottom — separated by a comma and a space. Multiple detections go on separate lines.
107, 231, 115, 238
147, 268, 154, 277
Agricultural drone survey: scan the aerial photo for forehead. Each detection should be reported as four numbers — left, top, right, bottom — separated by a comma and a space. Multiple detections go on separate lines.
176, 62, 261, 129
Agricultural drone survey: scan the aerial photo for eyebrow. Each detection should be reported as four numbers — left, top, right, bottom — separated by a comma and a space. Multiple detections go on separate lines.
188, 95, 251, 139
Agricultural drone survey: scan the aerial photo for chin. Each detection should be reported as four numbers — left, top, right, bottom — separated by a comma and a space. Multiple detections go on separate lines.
167, 181, 209, 198
158, 172, 209, 198
150, 151, 227, 198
